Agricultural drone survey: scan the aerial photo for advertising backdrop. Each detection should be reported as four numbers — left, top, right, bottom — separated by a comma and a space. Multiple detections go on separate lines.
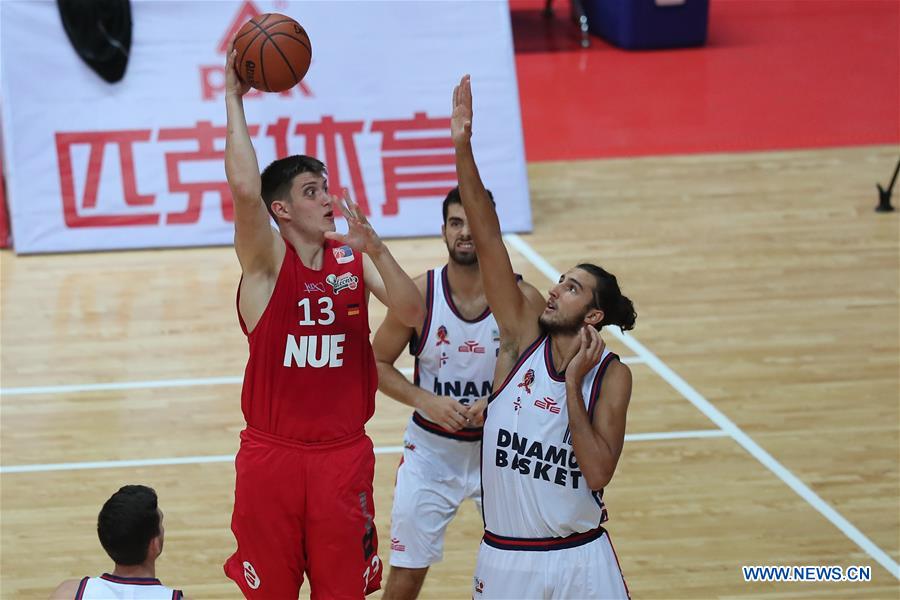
0, 0, 530, 253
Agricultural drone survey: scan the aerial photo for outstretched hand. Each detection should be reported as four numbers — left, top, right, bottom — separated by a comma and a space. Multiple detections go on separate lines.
324, 189, 384, 256
566, 326, 606, 386
225, 39, 251, 97
451, 74, 473, 148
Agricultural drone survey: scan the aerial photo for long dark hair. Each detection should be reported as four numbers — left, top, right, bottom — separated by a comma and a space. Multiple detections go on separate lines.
577, 263, 636, 332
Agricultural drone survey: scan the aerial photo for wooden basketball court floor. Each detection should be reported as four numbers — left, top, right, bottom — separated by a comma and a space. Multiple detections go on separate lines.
1, 145, 898, 598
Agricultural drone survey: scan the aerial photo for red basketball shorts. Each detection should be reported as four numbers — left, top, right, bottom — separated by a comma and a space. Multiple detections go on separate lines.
224, 427, 382, 599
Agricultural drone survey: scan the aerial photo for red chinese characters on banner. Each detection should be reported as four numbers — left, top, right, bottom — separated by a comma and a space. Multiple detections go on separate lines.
158, 120, 259, 224
54, 113, 452, 230
296, 117, 368, 216
265, 116, 368, 216
56, 129, 159, 227
371, 112, 455, 216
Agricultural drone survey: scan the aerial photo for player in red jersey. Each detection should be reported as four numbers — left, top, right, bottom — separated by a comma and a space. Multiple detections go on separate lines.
221, 42, 425, 599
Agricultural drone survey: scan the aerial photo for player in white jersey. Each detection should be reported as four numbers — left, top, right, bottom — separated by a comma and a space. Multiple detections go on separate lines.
451, 75, 637, 599
374, 188, 544, 599
50, 485, 186, 600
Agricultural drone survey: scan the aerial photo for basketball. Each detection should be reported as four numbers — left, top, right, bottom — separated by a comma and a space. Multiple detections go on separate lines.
233, 13, 312, 93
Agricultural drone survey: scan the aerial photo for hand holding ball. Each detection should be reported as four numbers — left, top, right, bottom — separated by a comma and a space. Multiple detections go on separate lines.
233, 14, 311, 93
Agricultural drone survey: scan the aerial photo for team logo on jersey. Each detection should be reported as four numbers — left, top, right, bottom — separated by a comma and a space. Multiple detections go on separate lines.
458, 340, 485, 354
304, 282, 326, 293
326, 272, 359, 295
391, 537, 406, 552
333, 245, 356, 264
474, 576, 485, 594
534, 396, 562, 414
517, 369, 535, 393
436, 325, 450, 345
243, 561, 261, 590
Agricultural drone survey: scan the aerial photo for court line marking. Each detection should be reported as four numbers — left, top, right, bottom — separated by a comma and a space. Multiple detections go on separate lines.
4, 239, 893, 576
503, 232, 900, 580
0, 430, 727, 474
0, 357, 645, 397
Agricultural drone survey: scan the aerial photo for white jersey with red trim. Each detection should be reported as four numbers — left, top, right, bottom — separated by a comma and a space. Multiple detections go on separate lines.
75, 574, 183, 600
482, 334, 619, 539
410, 265, 502, 441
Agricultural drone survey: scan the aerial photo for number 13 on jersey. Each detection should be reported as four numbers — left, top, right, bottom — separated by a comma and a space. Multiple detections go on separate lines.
282, 297, 344, 368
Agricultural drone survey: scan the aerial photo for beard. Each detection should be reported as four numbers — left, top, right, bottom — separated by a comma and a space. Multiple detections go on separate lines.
538, 307, 587, 336
448, 245, 478, 266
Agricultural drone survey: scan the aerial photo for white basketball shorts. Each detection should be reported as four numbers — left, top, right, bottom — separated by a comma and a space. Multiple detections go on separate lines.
389, 416, 482, 568
472, 527, 630, 599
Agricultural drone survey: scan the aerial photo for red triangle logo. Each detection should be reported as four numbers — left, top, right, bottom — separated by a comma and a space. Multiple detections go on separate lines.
217, 0, 263, 54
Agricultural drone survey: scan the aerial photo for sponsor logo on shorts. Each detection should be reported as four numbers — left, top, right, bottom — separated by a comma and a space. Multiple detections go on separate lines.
243, 561, 261, 590
404, 441, 416, 452
474, 576, 485, 594
327, 272, 359, 295
391, 537, 406, 552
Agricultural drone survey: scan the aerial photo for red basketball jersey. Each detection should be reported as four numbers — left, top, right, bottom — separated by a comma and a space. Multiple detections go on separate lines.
237, 239, 377, 442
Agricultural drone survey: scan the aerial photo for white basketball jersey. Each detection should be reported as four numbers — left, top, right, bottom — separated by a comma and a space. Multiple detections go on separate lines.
482, 335, 619, 539
75, 574, 182, 600
410, 265, 505, 441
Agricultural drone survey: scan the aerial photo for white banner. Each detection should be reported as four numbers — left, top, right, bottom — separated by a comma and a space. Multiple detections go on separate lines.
0, 0, 531, 253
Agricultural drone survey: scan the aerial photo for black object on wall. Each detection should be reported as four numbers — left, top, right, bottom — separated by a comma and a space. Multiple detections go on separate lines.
57, 0, 132, 83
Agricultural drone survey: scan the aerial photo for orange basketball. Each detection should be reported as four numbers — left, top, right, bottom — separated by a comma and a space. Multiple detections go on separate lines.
233, 13, 312, 93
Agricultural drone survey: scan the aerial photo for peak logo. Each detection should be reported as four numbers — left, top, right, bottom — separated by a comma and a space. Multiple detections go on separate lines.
199, 0, 313, 101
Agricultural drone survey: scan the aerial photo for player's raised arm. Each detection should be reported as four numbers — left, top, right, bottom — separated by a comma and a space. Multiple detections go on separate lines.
224, 40, 282, 277
451, 75, 536, 344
